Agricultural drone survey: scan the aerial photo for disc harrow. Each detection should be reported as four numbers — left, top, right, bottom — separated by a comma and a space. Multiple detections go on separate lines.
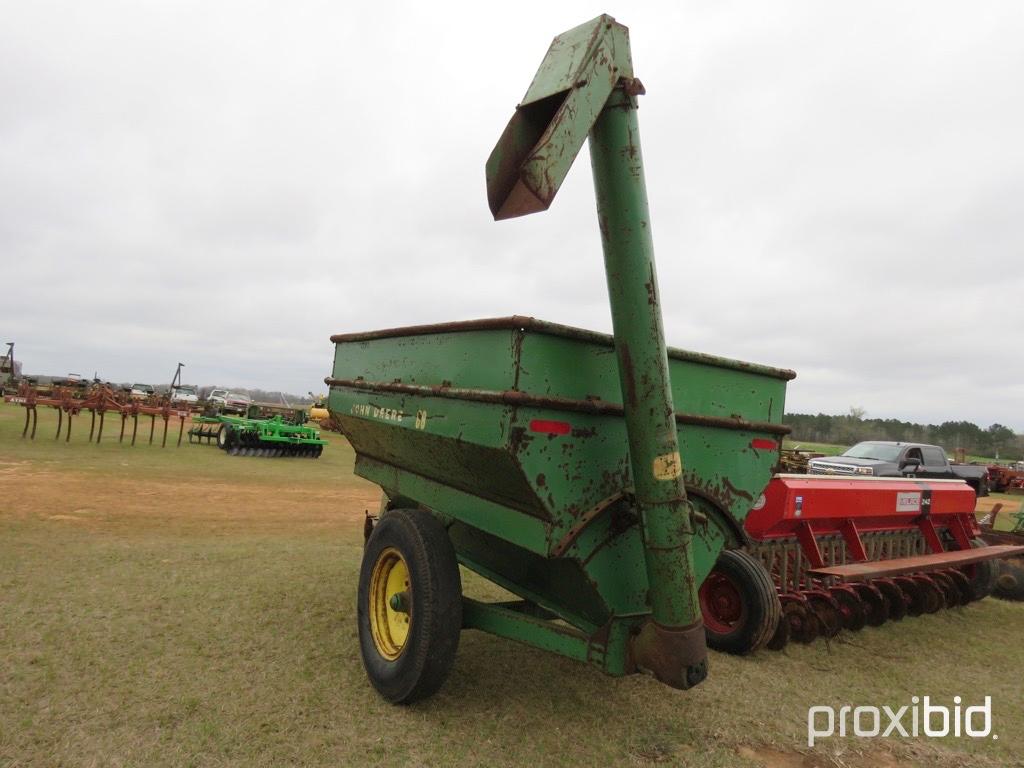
700, 475, 1024, 654
3, 380, 191, 446
189, 413, 326, 458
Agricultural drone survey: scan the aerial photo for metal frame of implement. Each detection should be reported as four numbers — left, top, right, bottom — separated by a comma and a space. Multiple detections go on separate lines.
4, 381, 191, 446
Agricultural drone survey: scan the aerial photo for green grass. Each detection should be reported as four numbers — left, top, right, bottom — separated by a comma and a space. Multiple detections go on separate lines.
3, 403, 1024, 767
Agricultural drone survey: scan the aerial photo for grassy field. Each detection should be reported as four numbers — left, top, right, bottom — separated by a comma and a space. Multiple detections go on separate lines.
3, 402, 1024, 768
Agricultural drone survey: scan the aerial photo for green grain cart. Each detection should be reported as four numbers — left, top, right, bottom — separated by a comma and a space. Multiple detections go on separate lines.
327, 15, 793, 703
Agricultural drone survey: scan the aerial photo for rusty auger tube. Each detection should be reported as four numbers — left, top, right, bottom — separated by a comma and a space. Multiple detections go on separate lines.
589, 85, 707, 689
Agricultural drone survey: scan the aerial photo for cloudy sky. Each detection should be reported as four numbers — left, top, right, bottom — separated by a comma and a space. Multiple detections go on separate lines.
3, 2, 1023, 429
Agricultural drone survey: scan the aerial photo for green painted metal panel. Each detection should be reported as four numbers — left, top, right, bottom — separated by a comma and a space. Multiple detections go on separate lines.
328, 318, 790, 629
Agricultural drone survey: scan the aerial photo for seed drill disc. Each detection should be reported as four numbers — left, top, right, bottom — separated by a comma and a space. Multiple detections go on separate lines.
873, 580, 907, 621
944, 569, 974, 604
893, 577, 925, 616
930, 571, 961, 607
782, 600, 819, 644
806, 595, 842, 638
911, 575, 943, 613
829, 587, 867, 632
852, 582, 889, 627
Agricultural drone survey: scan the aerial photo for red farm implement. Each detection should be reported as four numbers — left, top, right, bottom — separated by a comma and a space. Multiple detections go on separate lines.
3, 381, 192, 446
700, 475, 1024, 652
987, 463, 1024, 493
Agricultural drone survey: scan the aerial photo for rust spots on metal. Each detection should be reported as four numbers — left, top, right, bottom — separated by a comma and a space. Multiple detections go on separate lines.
627, 619, 708, 690
622, 77, 646, 97
619, 344, 638, 408
329, 316, 796, 381
551, 491, 627, 557
325, 376, 791, 436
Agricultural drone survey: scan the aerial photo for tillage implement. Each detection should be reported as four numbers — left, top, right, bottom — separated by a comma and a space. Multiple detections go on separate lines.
324, 16, 1024, 703
190, 409, 326, 458
4, 380, 191, 446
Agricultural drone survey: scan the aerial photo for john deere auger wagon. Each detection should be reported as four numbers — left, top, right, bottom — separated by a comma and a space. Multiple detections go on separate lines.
325, 16, 1024, 703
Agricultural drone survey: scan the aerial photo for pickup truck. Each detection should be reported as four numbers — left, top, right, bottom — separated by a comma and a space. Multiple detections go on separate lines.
808, 441, 990, 496
170, 385, 199, 405
221, 391, 252, 415
130, 383, 155, 400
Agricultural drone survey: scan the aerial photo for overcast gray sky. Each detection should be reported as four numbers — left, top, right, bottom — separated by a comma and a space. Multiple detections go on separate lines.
2, 2, 1022, 429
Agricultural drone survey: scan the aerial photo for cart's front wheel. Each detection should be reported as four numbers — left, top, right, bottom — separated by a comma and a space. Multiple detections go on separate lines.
358, 509, 462, 704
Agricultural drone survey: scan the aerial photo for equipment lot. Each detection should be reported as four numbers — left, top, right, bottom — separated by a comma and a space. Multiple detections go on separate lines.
2, 403, 1022, 768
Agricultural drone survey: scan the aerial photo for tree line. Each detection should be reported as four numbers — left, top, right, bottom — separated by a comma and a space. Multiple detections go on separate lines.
785, 409, 1023, 461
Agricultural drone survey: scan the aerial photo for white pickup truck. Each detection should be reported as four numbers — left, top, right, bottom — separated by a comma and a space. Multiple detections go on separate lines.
170, 385, 199, 405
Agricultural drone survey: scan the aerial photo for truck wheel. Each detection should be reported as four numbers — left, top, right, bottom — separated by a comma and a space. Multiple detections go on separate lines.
358, 509, 462, 704
699, 549, 780, 655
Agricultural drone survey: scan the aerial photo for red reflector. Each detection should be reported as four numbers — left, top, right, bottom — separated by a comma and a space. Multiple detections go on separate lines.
751, 439, 777, 450
529, 419, 571, 435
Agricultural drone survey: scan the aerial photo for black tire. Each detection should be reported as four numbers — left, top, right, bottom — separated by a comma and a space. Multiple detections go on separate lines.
993, 558, 1024, 601
964, 539, 997, 601
216, 424, 233, 450
765, 606, 791, 650
358, 509, 462, 704
699, 549, 780, 655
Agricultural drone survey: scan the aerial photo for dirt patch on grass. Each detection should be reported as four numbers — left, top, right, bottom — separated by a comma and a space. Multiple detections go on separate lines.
4, 465, 379, 536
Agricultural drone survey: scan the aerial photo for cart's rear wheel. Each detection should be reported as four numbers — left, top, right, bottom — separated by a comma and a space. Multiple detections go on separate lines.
358, 508, 462, 704
699, 549, 780, 655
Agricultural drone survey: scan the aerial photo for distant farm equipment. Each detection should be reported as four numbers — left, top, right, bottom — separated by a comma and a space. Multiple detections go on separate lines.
0, 342, 20, 394
189, 404, 326, 458
3, 380, 192, 446
978, 503, 1024, 601
987, 462, 1024, 494
779, 447, 824, 473
307, 392, 329, 422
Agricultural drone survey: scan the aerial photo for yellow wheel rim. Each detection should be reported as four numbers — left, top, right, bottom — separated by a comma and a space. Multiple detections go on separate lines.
369, 547, 411, 660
